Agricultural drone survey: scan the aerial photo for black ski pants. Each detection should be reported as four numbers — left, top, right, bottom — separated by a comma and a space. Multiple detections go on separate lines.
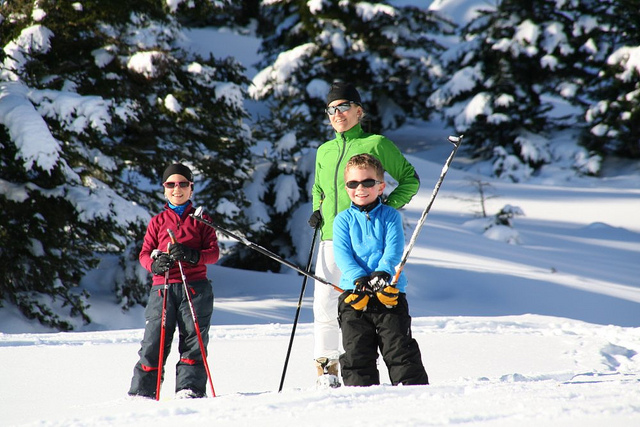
128, 279, 213, 398
338, 292, 429, 387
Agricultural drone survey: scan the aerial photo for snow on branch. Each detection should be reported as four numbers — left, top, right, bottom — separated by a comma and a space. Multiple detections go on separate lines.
250, 43, 318, 99
0, 82, 61, 172
356, 3, 396, 22
2, 25, 54, 74
607, 46, 640, 82
30, 89, 113, 135
273, 174, 300, 214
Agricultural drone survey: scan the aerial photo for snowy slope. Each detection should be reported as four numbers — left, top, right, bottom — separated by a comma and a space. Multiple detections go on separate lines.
1, 138, 639, 426
1, 1, 639, 425
1, 315, 639, 426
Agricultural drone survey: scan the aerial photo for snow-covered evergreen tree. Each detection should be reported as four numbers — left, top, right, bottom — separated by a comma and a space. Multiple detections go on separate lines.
429, 0, 605, 181
244, 0, 450, 268
253, 0, 450, 131
582, 0, 640, 159
0, 0, 254, 329
174, 0, 260, 27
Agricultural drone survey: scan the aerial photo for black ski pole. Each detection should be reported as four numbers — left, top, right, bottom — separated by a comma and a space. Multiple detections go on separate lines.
190, 208, 342, 292
167, 229, 216, 398
392, 135, 463, 285
278, 225, 319, 392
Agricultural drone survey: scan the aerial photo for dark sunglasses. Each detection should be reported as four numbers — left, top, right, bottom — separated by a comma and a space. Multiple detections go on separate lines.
325, 102, 355, 116
345, 179, 382, 189
163, 181, 192, 189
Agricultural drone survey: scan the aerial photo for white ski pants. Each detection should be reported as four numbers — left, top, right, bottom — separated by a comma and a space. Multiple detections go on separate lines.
313, 240, 343, 360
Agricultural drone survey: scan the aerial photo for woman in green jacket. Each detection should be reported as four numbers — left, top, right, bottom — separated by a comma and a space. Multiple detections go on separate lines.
308, 81, 420, 388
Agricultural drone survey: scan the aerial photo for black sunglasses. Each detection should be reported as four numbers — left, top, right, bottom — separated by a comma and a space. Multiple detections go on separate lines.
163, 181, 192, 189
325, 102, 355, 116
345, 179, 382, 189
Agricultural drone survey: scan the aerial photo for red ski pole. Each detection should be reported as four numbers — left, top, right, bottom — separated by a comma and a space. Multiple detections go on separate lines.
167, 229, 216, 398
155, 243, 170, 401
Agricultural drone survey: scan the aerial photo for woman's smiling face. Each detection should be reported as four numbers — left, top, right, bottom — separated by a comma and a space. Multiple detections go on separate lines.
327, 99, 361, 133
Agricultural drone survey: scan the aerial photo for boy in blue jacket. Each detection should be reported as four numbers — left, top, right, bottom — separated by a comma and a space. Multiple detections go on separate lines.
333, 154, 429, 386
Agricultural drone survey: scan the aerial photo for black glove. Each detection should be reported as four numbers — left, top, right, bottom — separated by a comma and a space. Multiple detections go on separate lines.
368, 271, 391, 292
368, 271, 398, 307
169, 242, 200, 264
151, 253, 174, 275
308, 209, 322, 229
344, 276, 371, 311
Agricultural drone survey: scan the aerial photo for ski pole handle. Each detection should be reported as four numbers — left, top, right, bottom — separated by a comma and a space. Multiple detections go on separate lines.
167, 229, 177, 244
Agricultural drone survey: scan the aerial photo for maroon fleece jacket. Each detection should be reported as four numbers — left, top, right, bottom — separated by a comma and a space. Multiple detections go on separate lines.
139, 203, 219, 285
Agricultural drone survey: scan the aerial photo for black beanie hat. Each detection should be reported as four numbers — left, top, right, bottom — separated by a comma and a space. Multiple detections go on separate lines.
162, 163, 193, 183
326, 82, 362, 106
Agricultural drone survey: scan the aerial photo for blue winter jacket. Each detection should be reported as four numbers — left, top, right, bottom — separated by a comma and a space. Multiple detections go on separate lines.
333, 199, 407, 292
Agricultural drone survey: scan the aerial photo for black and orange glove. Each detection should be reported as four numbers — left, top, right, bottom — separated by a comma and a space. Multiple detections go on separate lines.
344, 276, 370, 311
376, 285, 399, 308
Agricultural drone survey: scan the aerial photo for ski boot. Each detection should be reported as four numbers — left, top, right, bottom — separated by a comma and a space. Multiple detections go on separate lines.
315, 357, 341, 389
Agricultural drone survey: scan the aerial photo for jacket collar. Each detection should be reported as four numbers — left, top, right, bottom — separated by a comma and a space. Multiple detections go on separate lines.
164, 200, 193, 219
336, 123, 364, 141
351, 197, 382, 213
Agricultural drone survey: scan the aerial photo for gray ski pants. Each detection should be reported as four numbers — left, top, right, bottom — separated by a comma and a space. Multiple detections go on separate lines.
128, 279, 213, 398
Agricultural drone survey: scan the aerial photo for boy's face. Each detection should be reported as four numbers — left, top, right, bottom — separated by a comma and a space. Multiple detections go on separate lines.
344, 166, 385, 206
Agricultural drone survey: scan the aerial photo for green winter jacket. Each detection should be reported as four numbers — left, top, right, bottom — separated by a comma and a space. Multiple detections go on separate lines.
312, 123, 420, 241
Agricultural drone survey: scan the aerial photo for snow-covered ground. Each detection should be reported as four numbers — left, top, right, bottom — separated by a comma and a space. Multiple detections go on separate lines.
2, 314, 639, 426
2, 1, 639, 426
2, 140, 639, 426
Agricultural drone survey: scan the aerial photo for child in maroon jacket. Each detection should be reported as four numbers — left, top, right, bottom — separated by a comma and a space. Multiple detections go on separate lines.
128, 163, 219, 399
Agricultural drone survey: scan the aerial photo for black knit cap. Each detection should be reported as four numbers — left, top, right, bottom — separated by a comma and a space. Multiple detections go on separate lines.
162, 163, 193, 183
326, 82, 362, 106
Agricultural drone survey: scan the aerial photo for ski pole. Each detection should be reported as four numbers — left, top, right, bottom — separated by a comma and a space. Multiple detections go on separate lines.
190, 208, 342, 292
155, 244, 170, 401
167, 229, 216, 398
392, 135, 463, 285
278, 225, 319, 392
